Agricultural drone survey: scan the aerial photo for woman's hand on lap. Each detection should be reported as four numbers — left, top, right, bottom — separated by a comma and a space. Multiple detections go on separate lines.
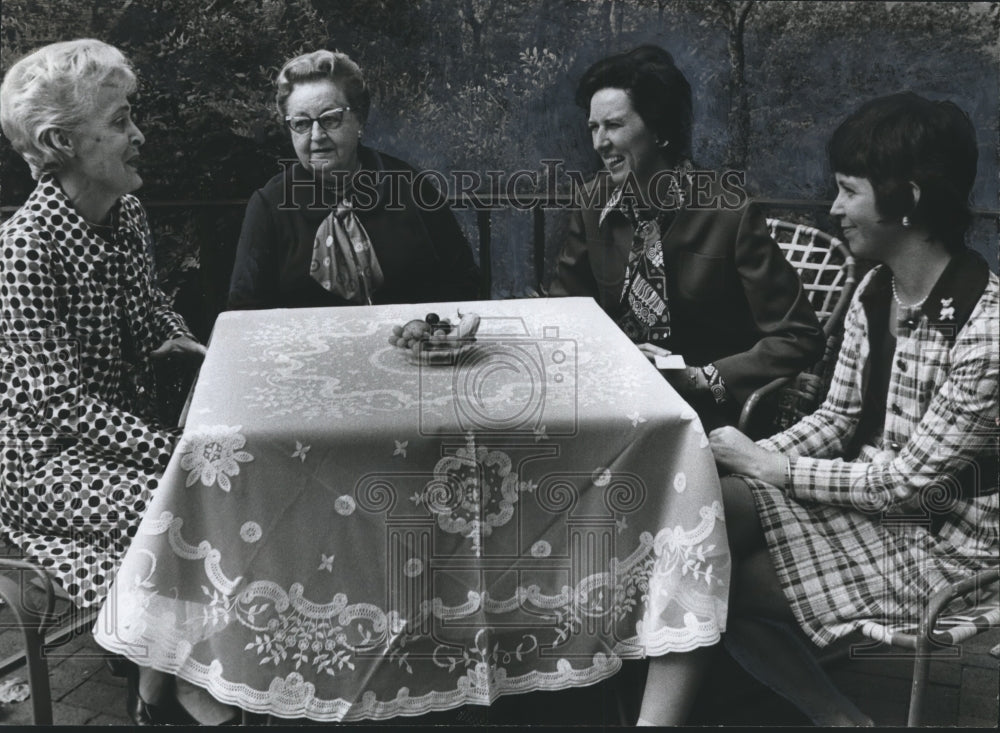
709, 426, 787, 487
151, 336, 207, 361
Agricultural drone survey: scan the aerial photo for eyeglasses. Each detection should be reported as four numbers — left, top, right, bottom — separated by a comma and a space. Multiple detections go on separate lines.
285, 107, 352, 135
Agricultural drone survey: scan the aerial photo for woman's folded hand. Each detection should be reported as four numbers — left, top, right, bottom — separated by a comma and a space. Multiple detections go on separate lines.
709, 426, 787, 487
151, 336, 207, 361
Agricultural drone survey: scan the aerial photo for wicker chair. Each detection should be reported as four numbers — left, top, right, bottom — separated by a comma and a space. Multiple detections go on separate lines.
738, 219, 858, 439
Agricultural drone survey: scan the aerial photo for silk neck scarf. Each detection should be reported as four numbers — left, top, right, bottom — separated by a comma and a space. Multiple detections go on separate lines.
608, 194, 676, 344
309, 180, 384, 305
599, 165, 692, 344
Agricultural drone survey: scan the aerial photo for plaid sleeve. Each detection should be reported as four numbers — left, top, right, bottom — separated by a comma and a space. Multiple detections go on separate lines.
756, 271, 872, 458
786, 286, 999, 509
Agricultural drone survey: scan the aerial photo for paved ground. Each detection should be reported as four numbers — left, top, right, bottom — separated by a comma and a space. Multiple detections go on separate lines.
0, 619, 131, 726
1, 543, 997, 727
694, 627, 1000, 728
1, 612, 996, 727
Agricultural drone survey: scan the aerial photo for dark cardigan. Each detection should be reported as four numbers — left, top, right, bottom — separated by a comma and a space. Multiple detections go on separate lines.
228, 147, 480, 309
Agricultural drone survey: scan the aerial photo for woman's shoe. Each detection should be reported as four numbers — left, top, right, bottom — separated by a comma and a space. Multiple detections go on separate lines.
118, 658, 199, 726
129, 695, 199, 726
128, 687, 156, 726
105, 655, 131, 679
124, 662, 155, 726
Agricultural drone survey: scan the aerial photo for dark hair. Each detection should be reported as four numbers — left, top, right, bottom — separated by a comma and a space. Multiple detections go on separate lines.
575, 45, 693, 162
828, 92, 977, 251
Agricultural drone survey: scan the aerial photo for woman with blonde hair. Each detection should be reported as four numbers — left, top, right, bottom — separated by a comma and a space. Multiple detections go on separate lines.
0, 37, 205, 609
1, 38, 207, 724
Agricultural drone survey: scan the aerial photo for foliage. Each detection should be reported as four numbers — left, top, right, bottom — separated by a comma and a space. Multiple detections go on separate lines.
745, 0, 1000, 205
1, 0, 996, 306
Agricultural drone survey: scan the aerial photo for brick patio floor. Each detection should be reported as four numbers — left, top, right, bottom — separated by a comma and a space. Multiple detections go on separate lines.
1, 539, 997, 728
0, 618, 996, 727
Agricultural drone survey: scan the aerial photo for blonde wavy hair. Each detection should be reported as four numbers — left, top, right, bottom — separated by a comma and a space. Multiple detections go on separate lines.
0, 39, 137, 179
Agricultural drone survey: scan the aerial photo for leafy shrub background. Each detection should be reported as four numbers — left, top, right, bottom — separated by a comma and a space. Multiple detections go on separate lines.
2, 0, 997, 337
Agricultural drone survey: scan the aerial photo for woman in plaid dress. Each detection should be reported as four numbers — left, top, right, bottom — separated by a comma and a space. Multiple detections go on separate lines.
685, 94, 998, 726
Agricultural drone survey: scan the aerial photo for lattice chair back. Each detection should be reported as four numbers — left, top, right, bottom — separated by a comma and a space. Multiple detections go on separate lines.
768, 219, 854, 324
739, 219, 858, 437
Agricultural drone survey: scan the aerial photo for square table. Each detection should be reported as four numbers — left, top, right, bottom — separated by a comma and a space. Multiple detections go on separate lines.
94, 296, 729, 721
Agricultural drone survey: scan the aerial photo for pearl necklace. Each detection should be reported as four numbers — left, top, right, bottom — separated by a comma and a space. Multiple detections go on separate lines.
892, 276, 929, 309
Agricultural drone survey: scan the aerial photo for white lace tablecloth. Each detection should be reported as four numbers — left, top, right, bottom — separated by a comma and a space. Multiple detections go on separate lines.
95, 297, 729, 721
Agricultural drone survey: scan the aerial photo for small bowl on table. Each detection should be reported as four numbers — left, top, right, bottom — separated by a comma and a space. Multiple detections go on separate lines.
402, 338, 478, 366
389, 312, 481, 366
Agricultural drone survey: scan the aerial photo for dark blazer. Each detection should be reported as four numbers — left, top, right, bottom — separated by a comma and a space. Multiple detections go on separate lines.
549, 174, 824, 408
228, 146, 481, 309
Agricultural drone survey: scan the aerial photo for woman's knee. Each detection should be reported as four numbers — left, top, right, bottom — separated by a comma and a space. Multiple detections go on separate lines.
720, 475, 765, 557
730, 550, 795, 621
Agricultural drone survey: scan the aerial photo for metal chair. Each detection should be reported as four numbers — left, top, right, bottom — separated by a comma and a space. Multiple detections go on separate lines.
738, 218, 858, 439
0, 557, 60, 724
848, 566, 1000, 726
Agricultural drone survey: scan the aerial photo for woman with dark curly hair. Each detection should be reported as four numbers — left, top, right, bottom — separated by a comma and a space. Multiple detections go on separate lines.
551, 45, 823, 430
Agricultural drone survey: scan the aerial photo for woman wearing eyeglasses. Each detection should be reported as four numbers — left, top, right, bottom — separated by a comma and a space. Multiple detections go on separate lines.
227, 50, 480, 310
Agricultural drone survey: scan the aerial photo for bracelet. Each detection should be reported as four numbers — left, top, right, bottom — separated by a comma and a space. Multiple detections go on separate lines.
701, 363, 728, 404
784, 456, 793, 491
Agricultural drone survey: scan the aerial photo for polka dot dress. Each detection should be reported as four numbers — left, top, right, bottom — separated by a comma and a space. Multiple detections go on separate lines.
1, 176, 196, 608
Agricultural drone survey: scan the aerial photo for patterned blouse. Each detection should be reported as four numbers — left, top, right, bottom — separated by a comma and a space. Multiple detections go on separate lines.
603, 187, 674, 342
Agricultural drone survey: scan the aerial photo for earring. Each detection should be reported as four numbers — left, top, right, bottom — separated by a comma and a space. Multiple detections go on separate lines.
657, 139, 670, 149
902, 215, 911, 227
358, 129, 363, 139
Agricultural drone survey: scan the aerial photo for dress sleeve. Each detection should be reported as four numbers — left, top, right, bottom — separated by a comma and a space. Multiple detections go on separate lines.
227, 190, 281, 310
757, 289, 868, 459
132, 201, 196, 345
412, 175, 481, 301
711, 204, 825, 404
548, 205, 599, 298
1, 228, 176, 471
770, 292, 999, 510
